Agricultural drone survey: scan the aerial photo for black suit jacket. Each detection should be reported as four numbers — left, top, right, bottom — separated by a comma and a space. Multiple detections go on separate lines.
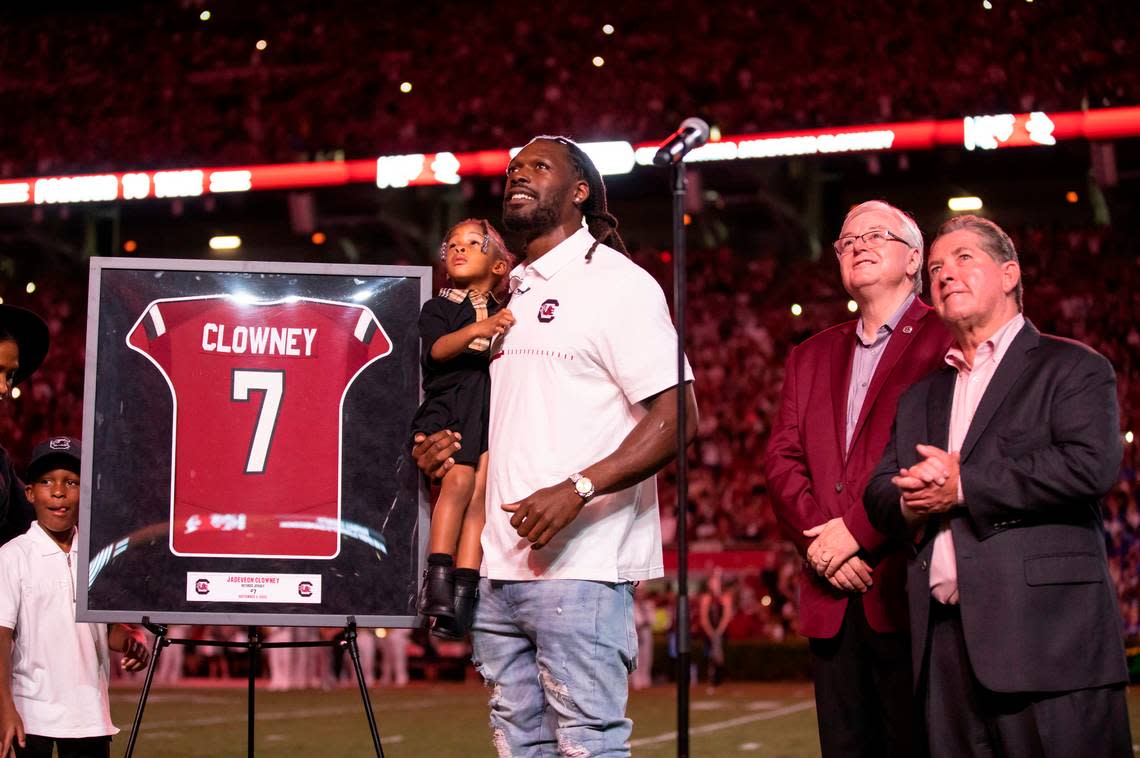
864, 320, 1129, 694
0, 445, 33, 546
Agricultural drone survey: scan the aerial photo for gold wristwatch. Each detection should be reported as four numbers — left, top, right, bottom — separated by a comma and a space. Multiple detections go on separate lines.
569, 472, 596, 503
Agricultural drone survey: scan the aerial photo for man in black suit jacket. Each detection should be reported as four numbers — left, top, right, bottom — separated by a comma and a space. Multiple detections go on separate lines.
854, 215, 1132, 757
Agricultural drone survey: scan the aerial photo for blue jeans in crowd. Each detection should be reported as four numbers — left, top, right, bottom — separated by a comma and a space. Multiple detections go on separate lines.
471, 579, 638, 757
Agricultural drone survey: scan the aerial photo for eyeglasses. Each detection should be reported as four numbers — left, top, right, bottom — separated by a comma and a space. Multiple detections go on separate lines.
833, 229, 913, 257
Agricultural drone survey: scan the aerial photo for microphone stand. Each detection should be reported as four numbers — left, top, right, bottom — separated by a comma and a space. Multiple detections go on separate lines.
669, 159, 691, 758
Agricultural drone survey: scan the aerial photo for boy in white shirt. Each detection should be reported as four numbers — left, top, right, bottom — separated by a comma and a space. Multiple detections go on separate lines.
0, 437, 148, 758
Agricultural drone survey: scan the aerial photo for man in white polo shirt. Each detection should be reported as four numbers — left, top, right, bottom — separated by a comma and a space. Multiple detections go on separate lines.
414, 135, 696, 757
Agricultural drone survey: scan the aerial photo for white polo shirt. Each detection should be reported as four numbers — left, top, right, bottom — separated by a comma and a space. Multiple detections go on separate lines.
483, 227, 693, 582
0, 522, 116, 738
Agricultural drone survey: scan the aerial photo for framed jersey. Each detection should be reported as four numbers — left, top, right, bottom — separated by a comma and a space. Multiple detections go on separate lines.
76, 258, 430, 627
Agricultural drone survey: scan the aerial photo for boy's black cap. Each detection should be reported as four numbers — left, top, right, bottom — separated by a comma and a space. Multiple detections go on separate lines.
0, 305, 49, 386
27, 436, 81, 481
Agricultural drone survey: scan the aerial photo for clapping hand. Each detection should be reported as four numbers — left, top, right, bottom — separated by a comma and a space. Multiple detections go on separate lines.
892, 444, 960, 515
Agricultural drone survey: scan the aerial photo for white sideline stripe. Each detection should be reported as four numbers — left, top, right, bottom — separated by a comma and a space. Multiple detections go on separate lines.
152, 729, 404, 745
692, 700, 726, 711
127, 700, 437, 730
111, 693, 231, 705
744, 700, 782, 710
629, 700, 816, 748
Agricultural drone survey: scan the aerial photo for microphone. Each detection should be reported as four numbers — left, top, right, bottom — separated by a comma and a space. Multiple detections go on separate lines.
652, 117, 711, 167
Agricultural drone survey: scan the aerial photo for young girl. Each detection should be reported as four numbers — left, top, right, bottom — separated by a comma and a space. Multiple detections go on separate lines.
412, 219, 515, 639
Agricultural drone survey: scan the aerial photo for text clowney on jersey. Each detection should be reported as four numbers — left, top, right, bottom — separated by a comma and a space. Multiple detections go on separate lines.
127, 295, 392, 560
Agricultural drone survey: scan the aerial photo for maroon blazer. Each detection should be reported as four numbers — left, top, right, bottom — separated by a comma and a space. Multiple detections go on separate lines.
764, 298, 953, 639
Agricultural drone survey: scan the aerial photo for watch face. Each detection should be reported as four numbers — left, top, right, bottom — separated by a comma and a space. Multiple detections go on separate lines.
575, 477, 593, 496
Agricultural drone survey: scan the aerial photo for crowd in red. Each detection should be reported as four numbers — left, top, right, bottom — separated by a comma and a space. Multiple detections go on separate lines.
1, 1, 1137, 177
0, 2, 1136, 661
3, 220, 1137, 650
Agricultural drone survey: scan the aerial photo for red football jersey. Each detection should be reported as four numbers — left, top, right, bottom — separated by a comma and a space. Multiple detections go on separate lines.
127, 295, 392, 558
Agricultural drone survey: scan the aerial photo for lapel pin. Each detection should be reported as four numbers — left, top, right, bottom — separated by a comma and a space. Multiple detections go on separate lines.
902, 325, 913, 334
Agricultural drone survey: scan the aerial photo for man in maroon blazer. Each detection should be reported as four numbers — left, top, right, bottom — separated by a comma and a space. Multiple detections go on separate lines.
765, 200, 952, 758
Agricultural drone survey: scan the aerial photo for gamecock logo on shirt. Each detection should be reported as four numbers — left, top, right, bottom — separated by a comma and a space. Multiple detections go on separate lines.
538, 299, 559, 323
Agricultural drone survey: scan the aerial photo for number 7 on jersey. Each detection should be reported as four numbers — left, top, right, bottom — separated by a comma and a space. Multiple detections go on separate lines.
231, 369, 284, 474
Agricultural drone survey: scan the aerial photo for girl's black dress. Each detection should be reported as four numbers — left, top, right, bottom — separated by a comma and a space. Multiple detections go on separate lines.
410, 288, 500, 466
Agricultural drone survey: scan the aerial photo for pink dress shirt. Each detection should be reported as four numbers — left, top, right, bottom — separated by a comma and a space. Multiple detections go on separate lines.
928, 312, 1026, 604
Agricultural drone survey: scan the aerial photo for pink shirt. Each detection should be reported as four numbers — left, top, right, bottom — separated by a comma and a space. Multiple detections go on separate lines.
928, 312, 1025, 604
846, 294, 915, 453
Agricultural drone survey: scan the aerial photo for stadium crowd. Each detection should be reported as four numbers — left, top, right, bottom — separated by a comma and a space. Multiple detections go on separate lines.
2, 3, 1137, 679
2, 218, 1137, 686
1, 1, 1138, 176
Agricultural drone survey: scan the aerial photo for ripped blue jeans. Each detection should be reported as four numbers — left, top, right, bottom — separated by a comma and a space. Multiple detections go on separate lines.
471, 579, 637, 757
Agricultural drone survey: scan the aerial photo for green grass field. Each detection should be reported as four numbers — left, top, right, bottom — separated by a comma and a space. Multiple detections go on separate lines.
110, 681, 1139, 757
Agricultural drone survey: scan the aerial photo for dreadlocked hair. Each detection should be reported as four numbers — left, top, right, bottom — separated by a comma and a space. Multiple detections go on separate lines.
534, 136, 628, 262
439, 218, 517, 269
